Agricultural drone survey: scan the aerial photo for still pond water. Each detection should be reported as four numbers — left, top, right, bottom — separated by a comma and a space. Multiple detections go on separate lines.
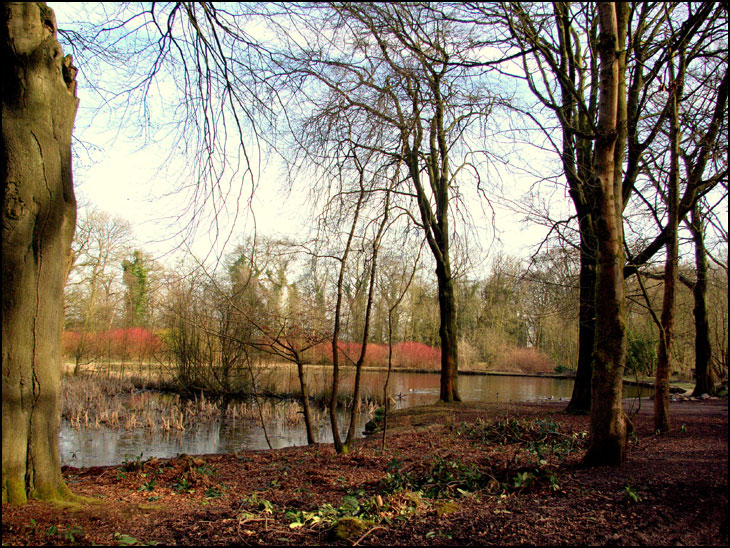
59, 367, 648, 468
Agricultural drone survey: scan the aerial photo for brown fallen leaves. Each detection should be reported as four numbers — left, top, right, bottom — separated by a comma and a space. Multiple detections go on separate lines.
2, 400, 727, 546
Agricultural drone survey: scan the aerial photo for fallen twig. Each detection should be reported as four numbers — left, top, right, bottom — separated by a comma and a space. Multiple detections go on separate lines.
352, 525, 388, 546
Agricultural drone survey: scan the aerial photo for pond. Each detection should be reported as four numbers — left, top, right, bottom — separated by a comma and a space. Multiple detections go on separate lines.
59, 367, 650, 468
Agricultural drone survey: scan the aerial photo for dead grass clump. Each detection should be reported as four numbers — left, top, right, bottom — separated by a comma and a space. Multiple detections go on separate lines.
61, 374, 359, 432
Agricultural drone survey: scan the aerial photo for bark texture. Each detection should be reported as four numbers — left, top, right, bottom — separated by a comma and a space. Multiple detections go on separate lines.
2, 2, 78, 504
582, 2, 631, 466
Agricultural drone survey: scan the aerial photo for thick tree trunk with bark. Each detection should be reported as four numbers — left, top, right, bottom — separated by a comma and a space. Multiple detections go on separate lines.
2, 2, 78, 504
582, 2, 631, 466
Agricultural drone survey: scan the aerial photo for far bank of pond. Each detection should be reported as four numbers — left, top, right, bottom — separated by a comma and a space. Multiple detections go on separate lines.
59, 366, 653, 468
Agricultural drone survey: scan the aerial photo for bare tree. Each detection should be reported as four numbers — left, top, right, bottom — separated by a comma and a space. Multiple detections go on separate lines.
500, 1, 725, 417
227, 239, 331, 446
380, 240, 425, 451
624, 6, 727, 422
164, 267, 252, 395
272, 3, 500, 402
64, 208, 134, 372
686, 202, 718, 396
493, 0, 636, 464
3, 1, 282, 504
581, 2, 632, 465
653, 47, 683, 434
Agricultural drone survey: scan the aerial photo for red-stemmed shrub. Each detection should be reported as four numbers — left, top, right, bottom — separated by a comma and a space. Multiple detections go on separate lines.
61, 328, 163, 363
62, 330, 84, 356
392, 341, 441, 370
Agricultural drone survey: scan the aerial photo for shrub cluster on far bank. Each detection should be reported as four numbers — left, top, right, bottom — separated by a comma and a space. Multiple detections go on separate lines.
63, 327, 163, 365
62, 327, 560, 380
303, 340, 442, 371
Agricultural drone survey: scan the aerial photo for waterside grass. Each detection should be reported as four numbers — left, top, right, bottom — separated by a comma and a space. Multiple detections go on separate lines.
61, 374, 378, 432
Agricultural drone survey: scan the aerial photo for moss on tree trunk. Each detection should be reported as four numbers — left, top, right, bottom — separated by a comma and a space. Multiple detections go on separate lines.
2, 1, 78, 504
581, 2, 631, 466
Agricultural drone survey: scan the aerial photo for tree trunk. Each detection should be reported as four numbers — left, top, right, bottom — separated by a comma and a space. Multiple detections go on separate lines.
689, 205, 715, 397
552, 1, 598, 415
293, 352, 316, 445
582, 2, 631, 466
566, 226, 597, 413
2, 2, 78, 504
436, 260, 461, 402
654, 49, 682, 433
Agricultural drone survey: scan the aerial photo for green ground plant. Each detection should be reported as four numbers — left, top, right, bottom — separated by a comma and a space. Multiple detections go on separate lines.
113, 532, 157, 546
454, 417, 587, 460
287, 494, 368, 529
239, 493, 275, 518
623, 483, 642, 504
42, 524, 85, 544
121, 453, 145, 472
172, 477, 193, 493
380, 456, 489, 499
204, 486, 225, 499
137, 479, 156, 492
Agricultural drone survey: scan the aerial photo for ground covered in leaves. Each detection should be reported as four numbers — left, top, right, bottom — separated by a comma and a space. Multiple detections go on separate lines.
2, 399, 727, 546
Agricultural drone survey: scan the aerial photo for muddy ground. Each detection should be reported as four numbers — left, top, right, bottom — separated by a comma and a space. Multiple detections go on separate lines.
2, 399, 727, 546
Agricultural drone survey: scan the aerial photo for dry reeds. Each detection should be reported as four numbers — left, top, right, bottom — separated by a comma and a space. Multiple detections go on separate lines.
61, 375, 367, 432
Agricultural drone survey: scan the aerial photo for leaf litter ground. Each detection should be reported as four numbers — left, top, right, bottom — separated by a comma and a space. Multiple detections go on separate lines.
2, 399, 727, 545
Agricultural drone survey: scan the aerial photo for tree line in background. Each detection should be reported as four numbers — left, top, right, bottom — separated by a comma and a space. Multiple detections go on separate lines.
63, 212, 729, 393
2, 2, 727, 504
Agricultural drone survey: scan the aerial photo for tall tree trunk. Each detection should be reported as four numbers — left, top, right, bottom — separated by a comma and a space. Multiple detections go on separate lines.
401, 69, 462, 403
689, 205, 715, 397
553, 1, 598, 414
343, 259, 375, 450
654, 49, 683, 433
566, 226, 597, 413
2, 2, 78, 504
582, 2, 631, 466
406, 156, 461, 403
436, 260, 461, 402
